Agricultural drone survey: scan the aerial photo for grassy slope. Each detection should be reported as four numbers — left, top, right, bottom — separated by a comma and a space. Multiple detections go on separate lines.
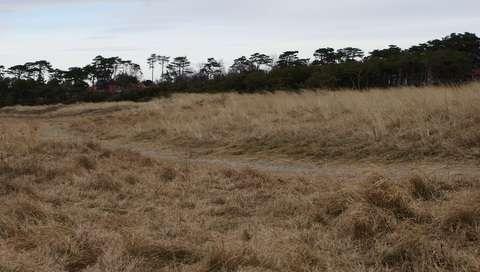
51, 83, 480, 162
1, 85, 480, 271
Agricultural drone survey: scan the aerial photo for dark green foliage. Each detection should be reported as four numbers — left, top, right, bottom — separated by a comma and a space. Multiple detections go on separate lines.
199, 58, 224, 80
277, 51, 309, 68
0, 33, 479, 107
312, 47, 337, 65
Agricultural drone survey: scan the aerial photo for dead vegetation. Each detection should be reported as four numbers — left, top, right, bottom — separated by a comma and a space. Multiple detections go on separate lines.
26, 83, 477, 162
2, 85, 480, 271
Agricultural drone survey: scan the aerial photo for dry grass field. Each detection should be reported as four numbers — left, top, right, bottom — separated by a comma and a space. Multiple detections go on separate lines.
1, 84, 480, 271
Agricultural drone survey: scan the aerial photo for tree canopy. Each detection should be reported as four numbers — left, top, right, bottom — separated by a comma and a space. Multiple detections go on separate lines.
1, 32, 479, 107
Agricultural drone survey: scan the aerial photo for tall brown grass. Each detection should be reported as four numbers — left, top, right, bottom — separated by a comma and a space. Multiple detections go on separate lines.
1, 85, 480, 271
41, 83, 480, 161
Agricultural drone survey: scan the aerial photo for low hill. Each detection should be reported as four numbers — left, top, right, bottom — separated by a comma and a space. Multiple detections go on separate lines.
1, 85, 479, 271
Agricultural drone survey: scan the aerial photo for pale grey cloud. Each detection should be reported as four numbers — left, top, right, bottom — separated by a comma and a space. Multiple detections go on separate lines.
63, 46, 144, 52
0, 0, 479, 76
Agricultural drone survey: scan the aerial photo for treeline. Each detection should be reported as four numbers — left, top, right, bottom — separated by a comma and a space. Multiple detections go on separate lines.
166, 32, 480, 92
1, 33, 479, 107
0, 56, 151, 107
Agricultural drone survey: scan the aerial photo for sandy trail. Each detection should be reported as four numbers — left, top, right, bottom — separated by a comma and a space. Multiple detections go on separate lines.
25, 117, 479, 182
1, 101, 477, 181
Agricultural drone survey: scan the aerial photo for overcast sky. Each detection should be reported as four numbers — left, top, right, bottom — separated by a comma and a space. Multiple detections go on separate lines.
1, 0, 479, 76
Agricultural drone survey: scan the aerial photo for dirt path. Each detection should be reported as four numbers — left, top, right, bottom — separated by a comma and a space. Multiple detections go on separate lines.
28, 117, 480, 181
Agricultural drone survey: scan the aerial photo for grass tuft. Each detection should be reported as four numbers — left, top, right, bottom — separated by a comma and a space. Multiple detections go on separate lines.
409, 175, 443, 201
126, 240, 199, 269
76, 155, 97, 171
363, 178, 417, 219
